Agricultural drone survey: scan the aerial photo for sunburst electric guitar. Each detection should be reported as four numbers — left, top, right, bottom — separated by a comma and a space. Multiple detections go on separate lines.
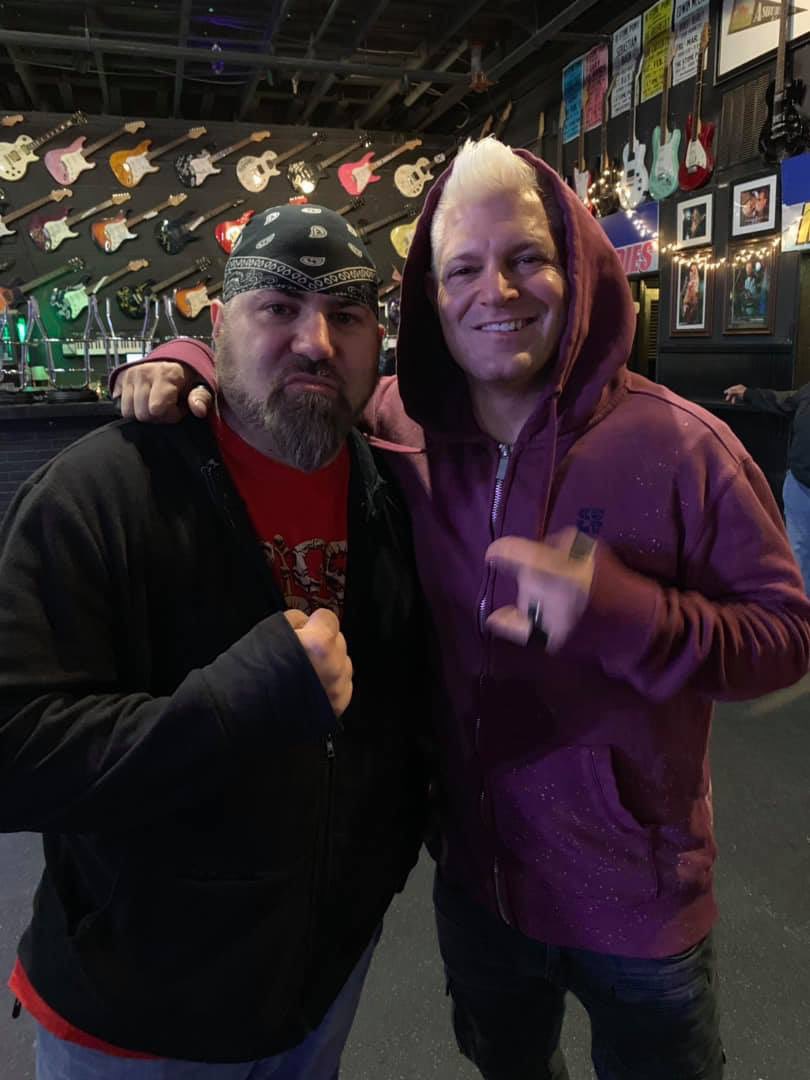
92, 193, 187, 253
109, 127, 207, 188
175, 277, 223, 319
29, 192, 131, 252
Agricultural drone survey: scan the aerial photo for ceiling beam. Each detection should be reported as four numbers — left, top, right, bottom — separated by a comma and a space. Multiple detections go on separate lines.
3, 42, 43, 109
172, 0, 192, 118
237, 0, 294, 120
415, 0, 602, 132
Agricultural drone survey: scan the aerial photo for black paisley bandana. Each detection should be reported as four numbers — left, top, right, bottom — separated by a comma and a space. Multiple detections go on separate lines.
222, 203, 378, 311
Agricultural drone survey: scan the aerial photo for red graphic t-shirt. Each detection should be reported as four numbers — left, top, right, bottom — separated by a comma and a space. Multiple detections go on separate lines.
9, 416, 350, 1057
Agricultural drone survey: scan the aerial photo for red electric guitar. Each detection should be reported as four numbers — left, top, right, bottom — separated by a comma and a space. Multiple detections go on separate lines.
678, 23, 715, 191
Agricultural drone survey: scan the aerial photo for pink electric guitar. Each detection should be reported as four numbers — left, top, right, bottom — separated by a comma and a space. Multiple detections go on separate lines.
44, 121, 146, 185
338, 139, 422, 197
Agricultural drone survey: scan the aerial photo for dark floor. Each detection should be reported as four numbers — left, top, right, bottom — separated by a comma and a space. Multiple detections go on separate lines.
1, 678, 809, 1079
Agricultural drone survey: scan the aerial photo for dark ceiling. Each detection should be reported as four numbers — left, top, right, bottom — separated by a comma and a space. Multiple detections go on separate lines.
0, 0, 637, 137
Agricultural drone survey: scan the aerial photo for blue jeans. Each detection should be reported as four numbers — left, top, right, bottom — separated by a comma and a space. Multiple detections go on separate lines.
35, 928, 379, 1080
783, 470, 810, 594
435, 873, 725, 1080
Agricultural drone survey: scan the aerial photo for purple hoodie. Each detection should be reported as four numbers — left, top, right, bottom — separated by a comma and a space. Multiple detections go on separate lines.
126, 152, 810, 958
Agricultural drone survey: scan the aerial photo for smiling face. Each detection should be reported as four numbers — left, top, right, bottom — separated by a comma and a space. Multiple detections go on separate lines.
430, 189, 567, 400
212, 288, 382, 471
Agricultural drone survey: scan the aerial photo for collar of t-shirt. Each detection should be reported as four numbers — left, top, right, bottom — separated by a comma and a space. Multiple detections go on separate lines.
209, 413, 349, 620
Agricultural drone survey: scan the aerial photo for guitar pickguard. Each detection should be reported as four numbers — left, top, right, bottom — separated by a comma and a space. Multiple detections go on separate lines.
102, 221, 136, 252
43, 220, 78, 251
121, 154, 157, 185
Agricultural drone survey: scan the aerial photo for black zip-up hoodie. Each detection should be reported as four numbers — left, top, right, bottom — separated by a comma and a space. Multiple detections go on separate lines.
0, 417, 428, 1062
744, 382, 810, 489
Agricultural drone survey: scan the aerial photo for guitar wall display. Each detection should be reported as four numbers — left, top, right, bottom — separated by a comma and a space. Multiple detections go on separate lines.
109, 127, 207, 188
116, 256, 211, 319
338, 139, 422, 197
394, 147, 453, 198
759, 0, 810, 163
0, 256, 85, 314
649, 39, 681, 201
175, 130, 271, 188
679, 24, 715, 191
0, 189, 72, 240
29, 192, 131, 252
572, 86, 593, 211
287, 136, 370, 196
92, 193, 187, 253
590, 78, 621, 218
44, 121, 146, 185
619, 61, 649, 209
236, 132, 321, 193
176, 278, 223, 319
51, 258, 149, 321
156, 199, 245, 255
0, 112, 87, 181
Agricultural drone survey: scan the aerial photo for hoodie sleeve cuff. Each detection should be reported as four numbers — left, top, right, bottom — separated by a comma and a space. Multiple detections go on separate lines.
561, 545, 660, 674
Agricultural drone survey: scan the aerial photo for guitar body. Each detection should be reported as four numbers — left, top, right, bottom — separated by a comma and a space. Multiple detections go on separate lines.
572, 164, 593, 210
44, 137, 95, 184
215, 209, 255, 254
592, 161, 622, 217
155, 211, 199, 255
116, 281, 153, 320
618, 140, 649, 209
175, 149, 220, 188
339, 153, 379, 197
28, 210, 78, 252
92, 214, 137, 253
394, 159, 434, 198
176, 281, 213, 319
649, 126, 682, 200
759, 78, 810, 164
51, 281, 90, 321
110, 141, 160, 187
0, 135, 38, 181
287, 160, 322, 194
391, 219, 418, 258
0, 284, 23, 314
678, 115, 715, 191
236, 151, 279, 193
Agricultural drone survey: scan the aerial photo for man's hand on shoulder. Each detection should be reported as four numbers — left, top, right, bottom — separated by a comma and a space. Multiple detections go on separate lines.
723, 384, 747, 404
113, 361, 214, 422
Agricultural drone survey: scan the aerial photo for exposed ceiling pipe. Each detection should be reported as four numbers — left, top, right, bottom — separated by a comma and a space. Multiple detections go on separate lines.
289, 0, 343, 91
172, 0, 192, 119
402, 39, 468, 109
1, 40, 43, 109
355, 0, 491, 128
0, 29, 472, 83
238, 0, 295, 120
416, 0, 602, 131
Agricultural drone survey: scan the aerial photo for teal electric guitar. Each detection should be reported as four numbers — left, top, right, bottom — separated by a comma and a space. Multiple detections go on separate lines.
649, 38, 681, 201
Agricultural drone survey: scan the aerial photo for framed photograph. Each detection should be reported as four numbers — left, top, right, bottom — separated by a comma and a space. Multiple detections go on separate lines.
723, 241, 777, 334
671, 252, 713, 335
731, 174, 778, 236
717, 0, 810, 80
676, 193, 713, 249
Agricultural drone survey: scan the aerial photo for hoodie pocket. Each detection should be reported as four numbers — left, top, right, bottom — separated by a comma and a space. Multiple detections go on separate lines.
489, 745, 658, 903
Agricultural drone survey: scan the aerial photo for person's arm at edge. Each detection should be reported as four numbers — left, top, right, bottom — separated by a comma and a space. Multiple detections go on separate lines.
109, 338, 217, 421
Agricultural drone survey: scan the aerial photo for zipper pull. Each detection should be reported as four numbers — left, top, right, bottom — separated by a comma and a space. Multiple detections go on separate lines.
495, 442, 510, 481
326, 734, 336, 759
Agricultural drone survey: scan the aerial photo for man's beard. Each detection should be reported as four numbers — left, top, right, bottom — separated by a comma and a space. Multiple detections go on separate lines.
216, 333, 375, 472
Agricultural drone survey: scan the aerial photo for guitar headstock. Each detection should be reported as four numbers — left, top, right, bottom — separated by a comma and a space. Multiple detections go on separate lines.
187, 127, 207, 140
125, 121, 146, 134
112, 192, 132, 205
700, 21, 711, 52
403, 139, 422, 152
230, 198, 246, 207
0, 259, 15, 273
251, 130, 271, 142
1, 115, 23, 128
168, 193, 188, 206
72, 111, 89, 126
196, 256, 213, 271
128, 259, 149, 272
351, 196, 365, 211
51, 188, 72, 202
404, 203, 419, 219
68, 256, 86, 271
359, 133, 372, 149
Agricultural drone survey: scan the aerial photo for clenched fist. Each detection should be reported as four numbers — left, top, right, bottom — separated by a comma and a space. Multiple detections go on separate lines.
284, 608, 353, 717
113, 360, 214, 422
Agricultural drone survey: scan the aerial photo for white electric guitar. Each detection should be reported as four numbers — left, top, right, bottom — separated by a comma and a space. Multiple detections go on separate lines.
0, 112, 87, 181
572, 84, 593, 209
236, 133, 321, 193
174, 129, 271, 188
618, 60, 649, 209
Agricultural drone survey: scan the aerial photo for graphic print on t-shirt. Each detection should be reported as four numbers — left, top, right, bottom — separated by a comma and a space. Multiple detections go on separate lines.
262, 535, 347, 616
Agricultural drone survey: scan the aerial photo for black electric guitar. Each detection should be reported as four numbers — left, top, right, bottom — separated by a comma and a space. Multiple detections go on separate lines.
592, 77, 621, 217
759, 0, 810, 163
116, 256, 211, 318
156, 199, 244, 254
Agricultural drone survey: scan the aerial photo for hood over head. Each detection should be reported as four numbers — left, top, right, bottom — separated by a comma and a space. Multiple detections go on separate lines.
396, 147, 637, 440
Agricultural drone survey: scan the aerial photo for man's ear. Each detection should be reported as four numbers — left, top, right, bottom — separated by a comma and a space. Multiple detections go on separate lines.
210, 297, 225, 337
425, 271, 438, 311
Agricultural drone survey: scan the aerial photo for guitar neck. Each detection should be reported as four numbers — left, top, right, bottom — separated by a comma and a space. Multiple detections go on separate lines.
210, 136, 263, 164
3, 193, 60, 226
89, 263, 137, 293
31, 117, 76, 152
190, 201, 242, 228
129, 199, 176, 227
691, 50, 703, 129
360, 209, 410, 237
661, 60, 671, 139
317, 138, 367, 170
274, 138, 319, 167
20, 263, 76, 293
775, 0, 789, 98
83, 125, 129, 159
151, 265, 201, 294
148, 133, 197, 163
66, 197, 118, 227
369, 144, 415, 171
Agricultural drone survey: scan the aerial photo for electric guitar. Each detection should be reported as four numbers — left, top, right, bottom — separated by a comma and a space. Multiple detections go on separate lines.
29, 192, 131, 252
521, 112, 546, 154
44, 121, 146, 185
51, 258, 149, 321
338, 139, 422, 197
0, 256, 85, 314
394, 146, 455, 198
679, 24, 715, 191
92, 193, 187, 253
351, 206, 419, 258
214, 209, 255, 254
649, 39, 681, 200
175, 277, 223, 319
759, 0, 810, 163
287, 136, 370, 195
236, 133, 321, 193
109, 127, 207, 188
0, 189, 72, 240
554, 100, 566, 179
493, 100, 514, 141
116, 256, 211, 319
618, 60, 649, 209
175, 130, 271, 188
591, 78, 621, 217
572, 85, 593, 210
156, 198, 244, 255
0, 112, 87, 181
